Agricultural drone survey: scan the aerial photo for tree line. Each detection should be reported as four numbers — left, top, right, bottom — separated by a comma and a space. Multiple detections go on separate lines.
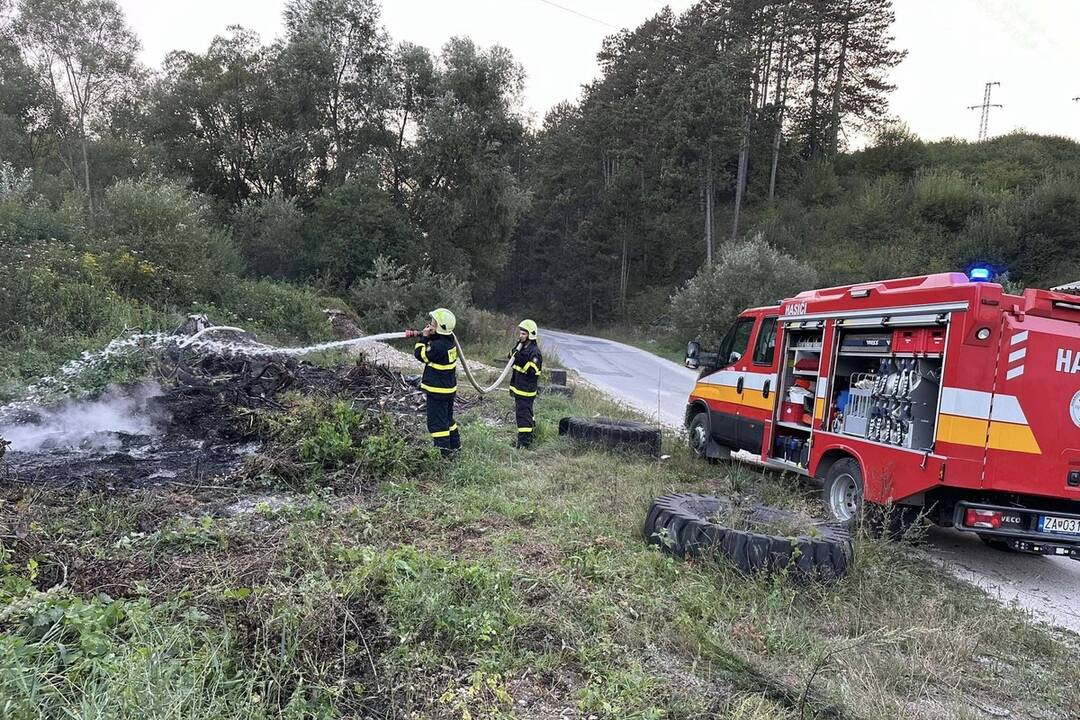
3, 0, 1079, 333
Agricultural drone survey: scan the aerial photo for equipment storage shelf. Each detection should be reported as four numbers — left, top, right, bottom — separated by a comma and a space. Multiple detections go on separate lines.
773, 326, 823, 470
776, 421, 812, 432
827, 326, 943, 452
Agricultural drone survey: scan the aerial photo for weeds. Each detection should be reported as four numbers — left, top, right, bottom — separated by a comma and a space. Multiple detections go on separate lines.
1, 379, 1078, 719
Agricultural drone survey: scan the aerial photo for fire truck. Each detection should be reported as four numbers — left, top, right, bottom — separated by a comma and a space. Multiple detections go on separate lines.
683, 272, 1080, 556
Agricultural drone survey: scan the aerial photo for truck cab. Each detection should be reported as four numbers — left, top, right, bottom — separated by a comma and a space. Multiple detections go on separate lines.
684, 307, 780, 459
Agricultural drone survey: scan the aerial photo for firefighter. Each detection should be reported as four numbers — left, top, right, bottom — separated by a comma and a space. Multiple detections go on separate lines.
414, 308, 460, 456
509, 319, 543, 448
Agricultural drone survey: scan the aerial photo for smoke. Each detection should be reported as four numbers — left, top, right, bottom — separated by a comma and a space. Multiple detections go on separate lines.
0, 382, 166, 453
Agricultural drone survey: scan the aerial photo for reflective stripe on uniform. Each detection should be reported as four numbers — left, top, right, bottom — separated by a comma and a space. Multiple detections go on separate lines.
513, 362, 540, 374
421, 383, 457, 394
415, 342, 429, 364
427, 361, 457, 371
517, 427, 534, 433
431, 423, 459, 438
509, 386, 537, 397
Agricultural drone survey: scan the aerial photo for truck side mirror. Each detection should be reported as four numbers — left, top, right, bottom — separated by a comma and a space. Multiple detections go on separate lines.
685, 340, 701, 369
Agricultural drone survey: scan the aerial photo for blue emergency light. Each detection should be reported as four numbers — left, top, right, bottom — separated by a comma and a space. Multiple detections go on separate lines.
968, 267, 991, 282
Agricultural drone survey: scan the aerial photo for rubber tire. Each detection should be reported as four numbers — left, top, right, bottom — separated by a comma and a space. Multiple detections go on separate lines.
558, 416, 661, 456
643, 493, 854, 582
821, 457, 923, 539
822, 458, 864, 527
687, 412, 715, 463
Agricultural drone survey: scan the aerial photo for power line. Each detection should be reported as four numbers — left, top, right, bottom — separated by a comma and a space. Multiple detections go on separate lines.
967, 81, 1001, 142
532, 0, 622, 31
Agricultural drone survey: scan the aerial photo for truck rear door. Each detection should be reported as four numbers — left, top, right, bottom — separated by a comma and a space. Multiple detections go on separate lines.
984, 298, 1080, 501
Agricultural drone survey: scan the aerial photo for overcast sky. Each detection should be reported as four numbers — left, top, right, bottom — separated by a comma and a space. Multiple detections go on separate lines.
117, 0, 1080, 143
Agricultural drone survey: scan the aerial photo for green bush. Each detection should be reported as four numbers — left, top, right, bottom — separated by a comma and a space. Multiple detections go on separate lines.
231, 195, 305, 279
205, 278, 338, 343
303, 178, 419, 291
96, 179, 244, 306
669, 235, 818, 346
348, 255, 471, 332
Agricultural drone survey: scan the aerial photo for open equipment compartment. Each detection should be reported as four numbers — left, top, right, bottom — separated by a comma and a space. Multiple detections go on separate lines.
771, 324, 824, 469
826, 324, 943, 451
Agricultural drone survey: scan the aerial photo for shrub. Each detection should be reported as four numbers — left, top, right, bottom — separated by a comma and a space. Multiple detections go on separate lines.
303, 178, 419, 291
231, 195, 305, 279
348, 256, 471, 332
669, 235, 817, 346
96, 179, 244, 305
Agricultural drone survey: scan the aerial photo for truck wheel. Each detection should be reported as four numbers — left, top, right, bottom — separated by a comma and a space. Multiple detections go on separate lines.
823, 458, 863, 526
688, 412, 716, 463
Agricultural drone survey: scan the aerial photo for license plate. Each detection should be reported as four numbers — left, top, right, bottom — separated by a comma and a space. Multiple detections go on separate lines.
1039, 515, 1080, 535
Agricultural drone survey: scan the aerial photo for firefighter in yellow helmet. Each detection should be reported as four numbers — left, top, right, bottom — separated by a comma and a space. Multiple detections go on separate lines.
508, 319, 543, 448
414, 308, 460, 456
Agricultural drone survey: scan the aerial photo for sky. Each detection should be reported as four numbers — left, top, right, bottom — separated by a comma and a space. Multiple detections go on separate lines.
117, 0, 1080, 143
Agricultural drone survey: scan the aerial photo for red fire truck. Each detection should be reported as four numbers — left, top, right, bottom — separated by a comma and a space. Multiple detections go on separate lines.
683, 272, 1080, 556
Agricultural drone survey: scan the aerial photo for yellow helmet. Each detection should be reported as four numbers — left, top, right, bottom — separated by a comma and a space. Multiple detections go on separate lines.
518, 319, 538, 340
429, 308, 456, 335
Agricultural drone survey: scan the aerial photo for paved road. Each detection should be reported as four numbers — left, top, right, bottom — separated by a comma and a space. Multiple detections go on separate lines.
543, 329, 1080, 634
543, 330, 698, 428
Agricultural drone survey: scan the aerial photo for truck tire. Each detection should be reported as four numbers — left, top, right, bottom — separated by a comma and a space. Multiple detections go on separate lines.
687, 412, 713, 461
558, 416, 661, 456
643, 493, 853, 581
822, 457, 922, 539
822, 457, 863, 526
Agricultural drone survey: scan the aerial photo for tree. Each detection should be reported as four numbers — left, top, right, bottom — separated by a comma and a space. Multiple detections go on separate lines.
15, 0, 140, 213
279, 0, 394, 189
146, 27, 279, 205
407, 37, 529, 298
301, 176, 419, 291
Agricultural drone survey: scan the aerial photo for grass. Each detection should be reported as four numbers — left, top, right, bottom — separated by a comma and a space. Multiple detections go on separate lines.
1, 373, 1078, 719
580, 324, 688, 365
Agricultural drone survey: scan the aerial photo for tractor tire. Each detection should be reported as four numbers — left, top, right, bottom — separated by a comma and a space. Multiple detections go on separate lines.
558, 416, 661, 456
643, 493, 854, 582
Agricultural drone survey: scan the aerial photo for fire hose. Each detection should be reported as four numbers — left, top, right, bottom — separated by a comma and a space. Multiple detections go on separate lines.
177, 325, 517, 395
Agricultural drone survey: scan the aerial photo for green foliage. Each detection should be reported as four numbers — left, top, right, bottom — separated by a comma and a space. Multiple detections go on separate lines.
303, 178, 419, 291
0, 590, 268, 719
345, 546, 520, 656
264, 397, 433, 487
348, 255, 471, 332
96, 179, 244, 305
670, 235, 818, 345
0, 179, 334, 391
230, 196, 305, 279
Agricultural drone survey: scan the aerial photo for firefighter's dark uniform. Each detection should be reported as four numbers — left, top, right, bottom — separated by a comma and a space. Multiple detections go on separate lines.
414, 334, 460, 454
509, 341, 542, 447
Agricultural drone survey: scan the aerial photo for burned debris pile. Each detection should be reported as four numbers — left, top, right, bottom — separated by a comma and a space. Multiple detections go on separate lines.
0, 341, 443, 489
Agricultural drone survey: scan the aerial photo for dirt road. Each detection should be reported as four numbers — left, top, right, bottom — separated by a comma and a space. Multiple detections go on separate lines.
542, 329, 1080, 634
